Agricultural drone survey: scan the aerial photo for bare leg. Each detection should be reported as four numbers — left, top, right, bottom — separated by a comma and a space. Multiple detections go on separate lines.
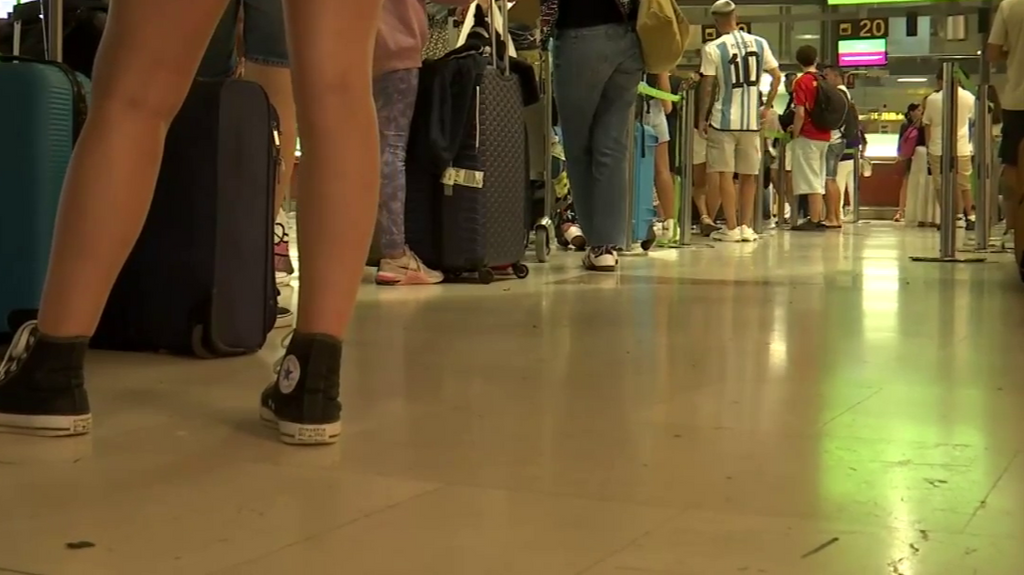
807, 194, 824, 224
705, 170, 721, 220
716, 171, 738, 230
38, 0, 232, 336
244, 62, 298, 214
737, 174, 757, 228
824, 178, 841, 226
693, 162, 708, 218
283, 0, 381, 337
653, 142, 675, 221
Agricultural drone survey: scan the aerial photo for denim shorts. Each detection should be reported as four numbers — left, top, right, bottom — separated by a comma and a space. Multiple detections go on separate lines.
825, 139, 845, 179
196, 0, 289, 80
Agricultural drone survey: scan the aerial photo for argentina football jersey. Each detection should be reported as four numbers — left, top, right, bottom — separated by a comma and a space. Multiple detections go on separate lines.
702, 31, 778, 132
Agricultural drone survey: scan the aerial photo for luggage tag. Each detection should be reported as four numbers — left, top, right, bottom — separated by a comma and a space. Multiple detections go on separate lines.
441, 166, 485, 195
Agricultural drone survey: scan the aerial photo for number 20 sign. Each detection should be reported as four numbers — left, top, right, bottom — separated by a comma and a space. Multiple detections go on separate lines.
836, 18, 889, 39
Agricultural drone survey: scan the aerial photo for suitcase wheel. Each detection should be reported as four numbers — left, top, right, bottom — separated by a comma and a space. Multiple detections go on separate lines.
190, 324, 218, 360
478, 268, 496, 285
512, 263, 530, 279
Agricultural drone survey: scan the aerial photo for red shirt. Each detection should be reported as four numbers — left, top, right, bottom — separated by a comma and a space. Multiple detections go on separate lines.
793, 73, 832, 142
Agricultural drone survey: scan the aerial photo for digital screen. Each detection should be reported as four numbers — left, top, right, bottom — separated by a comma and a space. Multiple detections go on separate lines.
837, 38, 888, 67
828, 0, 944, 4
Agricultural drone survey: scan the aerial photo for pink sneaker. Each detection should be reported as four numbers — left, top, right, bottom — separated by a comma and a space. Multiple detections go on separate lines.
274, 221, 294, 287
376, 249, 444, 286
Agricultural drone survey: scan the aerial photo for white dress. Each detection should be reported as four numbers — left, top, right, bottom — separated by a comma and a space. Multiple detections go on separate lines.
905, 146, 940, 225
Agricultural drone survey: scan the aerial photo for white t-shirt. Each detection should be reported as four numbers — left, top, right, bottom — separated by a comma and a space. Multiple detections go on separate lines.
830, 85, 851, 144
700, 30, 779, 132
990, 0, 1024, 110
922, 87, 976, 157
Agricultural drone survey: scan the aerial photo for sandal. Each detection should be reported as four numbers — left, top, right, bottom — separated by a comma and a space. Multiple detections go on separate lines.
893, 210, 904, 223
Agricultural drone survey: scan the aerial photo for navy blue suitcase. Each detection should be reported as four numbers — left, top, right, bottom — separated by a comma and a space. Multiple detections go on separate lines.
91, 79, 279, 357
0, 2, 91, 337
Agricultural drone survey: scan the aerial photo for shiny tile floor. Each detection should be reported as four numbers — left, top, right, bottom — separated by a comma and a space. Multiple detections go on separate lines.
2, 223, 1023, 575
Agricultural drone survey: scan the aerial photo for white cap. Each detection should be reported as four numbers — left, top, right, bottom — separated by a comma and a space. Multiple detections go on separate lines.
710, 0, 736, 15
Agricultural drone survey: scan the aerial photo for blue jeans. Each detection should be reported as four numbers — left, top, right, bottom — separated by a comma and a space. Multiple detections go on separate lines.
197, 0, 289, 79
553, 23, 644, 247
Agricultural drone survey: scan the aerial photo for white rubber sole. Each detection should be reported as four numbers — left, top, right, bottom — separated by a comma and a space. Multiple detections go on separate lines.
259, 407, 340, 445
0, 412, 92, 437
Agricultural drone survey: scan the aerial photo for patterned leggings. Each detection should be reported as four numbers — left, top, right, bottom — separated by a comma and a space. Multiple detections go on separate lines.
374, 68, 420, 257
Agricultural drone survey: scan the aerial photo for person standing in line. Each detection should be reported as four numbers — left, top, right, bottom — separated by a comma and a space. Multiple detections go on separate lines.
644, 72, 679, 243
788, 45, 831, 231
987, 0, 1023, 266
373, 0, 474, 286
684, 72, 722, 236
697, 0, 782, 243
0, 0, 383, 445
543, 0, 644, 272
820, 64, 849, 228
893, 102, 923, 223
922, 67, 976, 228
198, 1, 299, 326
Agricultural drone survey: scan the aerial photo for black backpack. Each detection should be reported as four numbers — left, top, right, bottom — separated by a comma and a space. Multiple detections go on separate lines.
840, 97, 859, 143
809, 74, 848, 131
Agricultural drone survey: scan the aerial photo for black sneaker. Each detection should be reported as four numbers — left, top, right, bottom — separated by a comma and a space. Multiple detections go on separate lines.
0, 322, 92, 437
259, 332, 342, 445
275, 305, 294, 329
965, 218, 976, 231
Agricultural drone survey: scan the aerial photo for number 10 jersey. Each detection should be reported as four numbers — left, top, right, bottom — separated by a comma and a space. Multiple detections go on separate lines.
700, 31, 778, 132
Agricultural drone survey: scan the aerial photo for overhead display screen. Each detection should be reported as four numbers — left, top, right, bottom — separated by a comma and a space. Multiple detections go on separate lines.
837, 38, 888, 67
829, 0, 954, 3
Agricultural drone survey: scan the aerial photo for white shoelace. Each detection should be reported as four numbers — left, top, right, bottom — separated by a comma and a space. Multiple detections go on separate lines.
271, 330, 294, 376
0, 320, 38, 382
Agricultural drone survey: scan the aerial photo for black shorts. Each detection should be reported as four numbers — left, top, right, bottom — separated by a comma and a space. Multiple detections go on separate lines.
1000, 109, 1024, 167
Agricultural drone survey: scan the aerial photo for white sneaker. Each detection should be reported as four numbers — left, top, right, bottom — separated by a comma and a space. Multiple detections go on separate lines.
275, 271, 291, 287
740, 225, 759, 242
710, 227, 742, 242
583, 246, 618, 272
1003, 230, 1016, 252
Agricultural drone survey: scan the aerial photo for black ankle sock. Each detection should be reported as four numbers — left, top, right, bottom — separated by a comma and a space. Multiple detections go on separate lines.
12, 334, 88, 388
283, 333, 342, 393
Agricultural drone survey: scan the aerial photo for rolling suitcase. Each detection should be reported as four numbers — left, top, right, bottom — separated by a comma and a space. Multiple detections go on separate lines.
631, 122, 658, 249
92, 79, 278, 357
0, 0, 91, 336
408, 0, 530, 284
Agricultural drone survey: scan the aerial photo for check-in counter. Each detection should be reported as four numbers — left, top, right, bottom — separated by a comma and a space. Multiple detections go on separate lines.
858, 132, 902, 219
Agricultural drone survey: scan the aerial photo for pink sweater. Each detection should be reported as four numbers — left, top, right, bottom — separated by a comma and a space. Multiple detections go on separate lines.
374, 0, 474, 76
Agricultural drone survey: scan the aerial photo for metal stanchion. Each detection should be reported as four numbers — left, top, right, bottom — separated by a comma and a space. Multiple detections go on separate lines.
782, 142, 797, 228
678, 88, 695, 246
754, 141, 766, 234
624, 115, 636, 250
911, 58, 986, 264
851, 152, 861, 223
939, 60, 959, 257
973, 49, 994, 251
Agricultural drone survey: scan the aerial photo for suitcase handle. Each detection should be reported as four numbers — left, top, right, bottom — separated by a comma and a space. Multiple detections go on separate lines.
488, 0, 510, 75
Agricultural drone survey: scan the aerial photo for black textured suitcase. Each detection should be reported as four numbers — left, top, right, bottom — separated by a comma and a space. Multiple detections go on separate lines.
406, 1, 529, 284
92, 79, 278, 357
